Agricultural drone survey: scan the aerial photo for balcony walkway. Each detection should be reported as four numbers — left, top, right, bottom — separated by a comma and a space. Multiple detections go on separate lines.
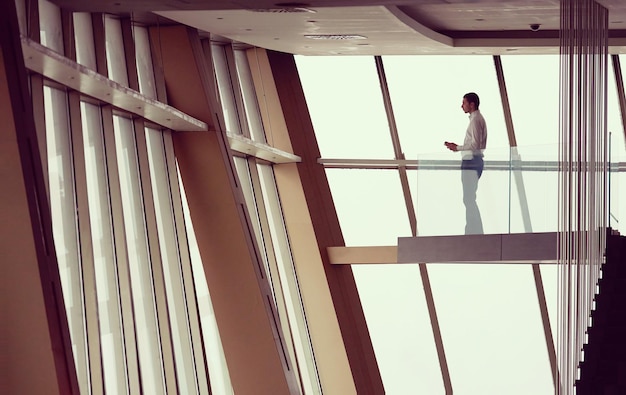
328, 232, 558, 265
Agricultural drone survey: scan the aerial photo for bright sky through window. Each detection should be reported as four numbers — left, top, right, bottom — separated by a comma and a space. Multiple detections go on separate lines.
295, 54, 626, 394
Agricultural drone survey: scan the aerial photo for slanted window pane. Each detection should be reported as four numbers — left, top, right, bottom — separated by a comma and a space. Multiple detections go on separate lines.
39, 0, 64, 53
257, 164, 322, 394
134, 26, 157, 99
16, 0, 27, 37
74, 13, 97, 70
81, 101, 128, 395
44, 86, 88, 394
213, 44, 241, 134
113, 115, 165, 395
105, 16, 129, 86
234, 50, 266, 142
146, 127, 198, 395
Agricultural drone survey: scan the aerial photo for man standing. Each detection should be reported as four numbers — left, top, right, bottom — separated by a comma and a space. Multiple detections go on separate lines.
444, 92, 487, 235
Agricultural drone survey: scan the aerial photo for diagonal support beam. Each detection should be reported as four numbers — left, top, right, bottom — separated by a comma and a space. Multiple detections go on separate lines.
375, 55, 453, 394
494, 55, 558, 388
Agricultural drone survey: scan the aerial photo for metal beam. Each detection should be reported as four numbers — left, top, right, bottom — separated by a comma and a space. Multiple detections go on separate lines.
21, 37, 207, 132
375, 54, 452, 395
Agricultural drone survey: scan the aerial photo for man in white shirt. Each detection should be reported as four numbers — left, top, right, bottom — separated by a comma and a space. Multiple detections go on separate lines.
444, 92, 487, 234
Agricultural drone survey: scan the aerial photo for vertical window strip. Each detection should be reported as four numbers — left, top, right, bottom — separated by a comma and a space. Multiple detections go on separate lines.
43, 85, 90, 394
134, 25, 158, 99
257, 164, 322, 394
145, 126, 204, 395
112, 114, 168, 395
212, 44, 242, 134
15, 0, 27, 37
129, 116, 182, 395
38, 0, 64, 53
73, 12, 97, 70
68, 94, 107, 395
224, 46, 251, 138
234, 49, 267, 143
80, 100, 129, 395
244, 158, 311, 393
104, 15, 129, 87
100, 107, 143, 395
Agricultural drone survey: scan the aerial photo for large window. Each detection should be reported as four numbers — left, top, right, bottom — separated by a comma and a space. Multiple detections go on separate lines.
214, 44, 322, 393
295, 54, 582, 394
38, 6, 227, 394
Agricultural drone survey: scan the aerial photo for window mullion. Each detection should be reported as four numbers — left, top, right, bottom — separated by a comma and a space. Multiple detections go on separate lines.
225, 44, 251, 138
67, 91, 104, 395
100, 105, 151, 393
130, 117, 179, 395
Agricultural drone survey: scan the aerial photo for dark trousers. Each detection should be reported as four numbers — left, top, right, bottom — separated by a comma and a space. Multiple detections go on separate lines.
461, 156, 484, 234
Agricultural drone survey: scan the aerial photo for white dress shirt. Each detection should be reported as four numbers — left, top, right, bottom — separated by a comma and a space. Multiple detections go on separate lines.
457, 110, 487, 159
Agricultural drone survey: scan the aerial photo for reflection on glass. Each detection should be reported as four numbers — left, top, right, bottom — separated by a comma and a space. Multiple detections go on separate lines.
81, 101, 128, 394
146, 128, 198, 395
113, 115, 165, 395
44, 86, 88, 394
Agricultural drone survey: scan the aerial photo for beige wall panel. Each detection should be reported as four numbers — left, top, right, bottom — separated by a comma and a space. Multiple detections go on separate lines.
248, 48, 384, 394
149, 25, 295, 394
0, 12, 76, 394
273, 164, 358, 395
0, 62, 61, 395
149, 26, 215, 131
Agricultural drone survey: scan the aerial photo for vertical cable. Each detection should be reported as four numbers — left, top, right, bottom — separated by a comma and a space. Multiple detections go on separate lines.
558, 1, 608, 393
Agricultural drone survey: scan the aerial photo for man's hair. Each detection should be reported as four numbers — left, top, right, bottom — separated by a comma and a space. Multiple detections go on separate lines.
463, 92, 480, 109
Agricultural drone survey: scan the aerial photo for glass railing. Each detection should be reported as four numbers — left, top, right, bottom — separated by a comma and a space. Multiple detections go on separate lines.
412, 144, 623, 237
609, 150, 625, 232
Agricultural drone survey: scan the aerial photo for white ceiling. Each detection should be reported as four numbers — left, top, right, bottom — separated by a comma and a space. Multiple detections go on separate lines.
55, 0, 626, 55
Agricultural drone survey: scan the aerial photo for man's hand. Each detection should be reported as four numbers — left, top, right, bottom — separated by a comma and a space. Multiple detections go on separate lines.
444, 141, 458, 152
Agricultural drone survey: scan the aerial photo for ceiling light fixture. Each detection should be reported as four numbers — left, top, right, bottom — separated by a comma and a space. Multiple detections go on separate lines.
249, 7, 316, 13
304, 34, 368, 40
